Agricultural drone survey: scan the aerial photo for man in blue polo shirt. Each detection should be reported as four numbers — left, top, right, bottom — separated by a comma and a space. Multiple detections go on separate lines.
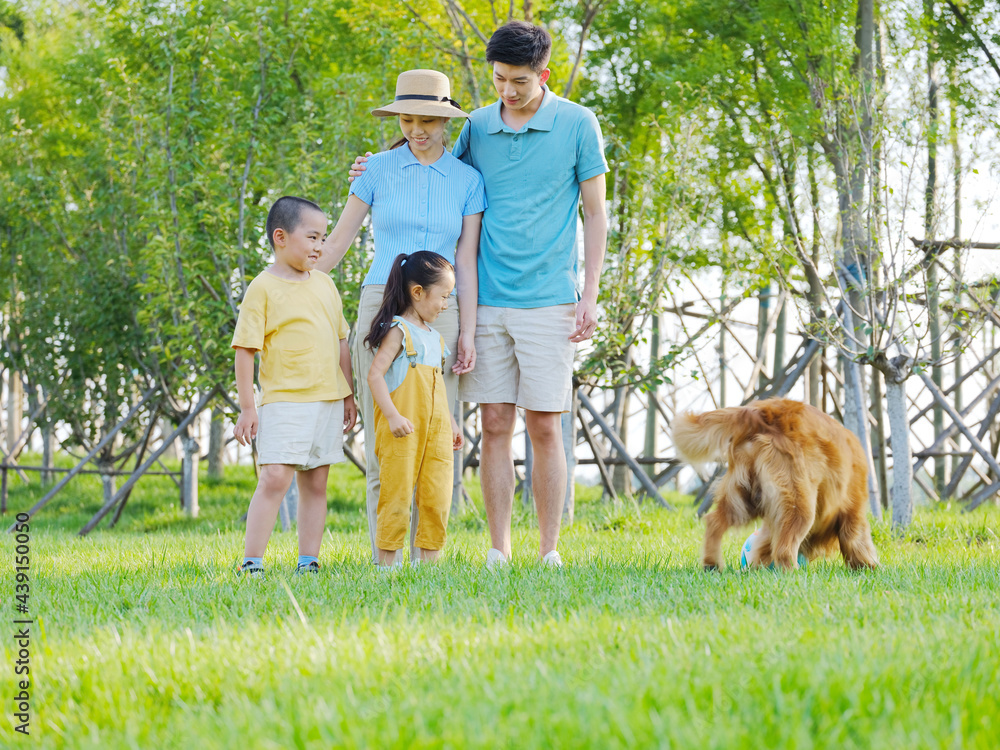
351, 22, 608, 569
454, 21, 608, 569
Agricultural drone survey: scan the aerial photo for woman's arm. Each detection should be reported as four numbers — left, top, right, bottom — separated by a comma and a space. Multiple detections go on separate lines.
315, 195, 371, 274
453, 212, 482, 375
366, 328, 414, 437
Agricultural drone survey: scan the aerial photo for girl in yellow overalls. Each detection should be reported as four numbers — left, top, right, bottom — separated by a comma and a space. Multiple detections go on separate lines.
366, 251, 464, 567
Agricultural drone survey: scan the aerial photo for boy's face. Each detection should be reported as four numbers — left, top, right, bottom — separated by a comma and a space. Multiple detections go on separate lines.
492, 62, 550, 113
273, 208, 327, 273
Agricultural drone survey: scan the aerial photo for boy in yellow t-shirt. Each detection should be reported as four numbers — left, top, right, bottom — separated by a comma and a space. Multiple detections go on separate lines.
231, 196, 357, 577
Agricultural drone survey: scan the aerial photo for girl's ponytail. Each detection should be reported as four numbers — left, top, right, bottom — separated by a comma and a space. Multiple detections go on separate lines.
365, 254, 410, 350
364, 251, 455, 350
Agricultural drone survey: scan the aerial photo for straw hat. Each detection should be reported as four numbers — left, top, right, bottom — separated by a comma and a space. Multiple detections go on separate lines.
371, 69, 470, 118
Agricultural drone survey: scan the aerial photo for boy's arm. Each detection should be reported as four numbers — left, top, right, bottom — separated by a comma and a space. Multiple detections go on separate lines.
366, 328, 414, 437
571, 172, 608, 343
338, 337, 357, 432
316, 195, 371, 274
453, 212, 481, 374
233, 346, 258, 446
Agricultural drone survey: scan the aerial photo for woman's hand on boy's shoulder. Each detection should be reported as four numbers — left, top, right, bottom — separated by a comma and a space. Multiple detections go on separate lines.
348, 152, 374, 183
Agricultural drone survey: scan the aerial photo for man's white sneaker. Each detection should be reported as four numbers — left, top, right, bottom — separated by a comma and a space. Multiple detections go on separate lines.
542, 550, 563, 568
486, 548, 508, 570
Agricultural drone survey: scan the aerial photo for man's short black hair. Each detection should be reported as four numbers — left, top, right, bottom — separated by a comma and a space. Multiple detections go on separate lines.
485, 21, 551, 74
265, 196, 323, 249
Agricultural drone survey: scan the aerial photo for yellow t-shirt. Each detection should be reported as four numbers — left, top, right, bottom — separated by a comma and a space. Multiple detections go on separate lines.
231, 270, 352, 405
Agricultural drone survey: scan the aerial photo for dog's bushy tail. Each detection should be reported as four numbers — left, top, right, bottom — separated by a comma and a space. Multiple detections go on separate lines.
672, 407, 763, 464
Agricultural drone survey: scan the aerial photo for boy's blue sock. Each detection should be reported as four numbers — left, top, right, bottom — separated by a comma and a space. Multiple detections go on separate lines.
242, 556, 263, 569
297, 555, 319, 568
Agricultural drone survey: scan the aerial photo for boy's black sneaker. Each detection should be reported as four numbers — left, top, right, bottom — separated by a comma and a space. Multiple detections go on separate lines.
239, 560, 265, 579
296, 561, 320, 575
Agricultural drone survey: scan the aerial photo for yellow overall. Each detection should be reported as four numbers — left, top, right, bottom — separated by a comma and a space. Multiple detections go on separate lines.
373, 320, 453, 551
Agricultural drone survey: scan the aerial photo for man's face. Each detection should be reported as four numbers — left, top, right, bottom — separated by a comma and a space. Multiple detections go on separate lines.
276, 208, 327, 272
492, 62, 549, 112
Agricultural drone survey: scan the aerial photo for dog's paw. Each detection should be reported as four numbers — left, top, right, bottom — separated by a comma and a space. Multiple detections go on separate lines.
702, 563, 721, 572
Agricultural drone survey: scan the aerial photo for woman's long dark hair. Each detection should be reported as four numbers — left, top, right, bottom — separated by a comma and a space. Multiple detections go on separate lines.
365, 252, 455, 350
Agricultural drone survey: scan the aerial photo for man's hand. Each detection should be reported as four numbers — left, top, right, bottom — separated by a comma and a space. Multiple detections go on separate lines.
233, 408, 258, 446
570, 297, 598, 342
389, 414, 415, 438
342, 395, 357, 433
348, 152, 373, 182
453, 330, 477, 374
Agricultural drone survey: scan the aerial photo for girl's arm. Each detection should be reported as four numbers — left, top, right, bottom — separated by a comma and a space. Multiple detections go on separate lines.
315, 195, 371, 274
450, 414, 464, 451
366, 328, 414, 437
453, 212, 482, 375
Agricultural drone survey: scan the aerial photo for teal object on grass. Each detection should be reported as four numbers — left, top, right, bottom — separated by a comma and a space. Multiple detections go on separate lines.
739, 529, 808, 569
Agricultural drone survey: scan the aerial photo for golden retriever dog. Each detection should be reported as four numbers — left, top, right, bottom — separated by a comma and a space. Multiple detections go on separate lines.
672, 398, 879, 571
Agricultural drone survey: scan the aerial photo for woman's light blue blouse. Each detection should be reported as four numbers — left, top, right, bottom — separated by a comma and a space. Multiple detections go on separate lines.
349, 144, 487, 287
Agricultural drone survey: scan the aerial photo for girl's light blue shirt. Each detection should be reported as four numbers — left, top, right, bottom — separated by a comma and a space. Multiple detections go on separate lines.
382, 317, 450, 394
349, 144, 487, 287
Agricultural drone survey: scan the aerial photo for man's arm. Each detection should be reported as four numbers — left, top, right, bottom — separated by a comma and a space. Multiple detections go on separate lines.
571, 172, 608, 343
453, 212, 481, 374
316, 195, 370, 274
233, 346, 258, 445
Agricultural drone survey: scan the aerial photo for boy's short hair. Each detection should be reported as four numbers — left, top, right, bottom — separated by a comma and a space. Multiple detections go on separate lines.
265, 196, 323, 249
485, 21, 551, 73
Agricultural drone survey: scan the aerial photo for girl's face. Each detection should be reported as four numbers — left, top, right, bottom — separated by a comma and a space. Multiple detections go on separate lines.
411, 270, 455, 325
399, 115, 447, 156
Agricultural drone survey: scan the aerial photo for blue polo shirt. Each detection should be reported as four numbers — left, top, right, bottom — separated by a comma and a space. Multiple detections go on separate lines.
349, 143, 487, 286
453, 86, 608, 309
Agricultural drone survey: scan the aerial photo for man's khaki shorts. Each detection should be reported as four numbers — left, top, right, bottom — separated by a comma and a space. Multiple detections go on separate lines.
257, 400, 345, 470
460, 304, 576, 413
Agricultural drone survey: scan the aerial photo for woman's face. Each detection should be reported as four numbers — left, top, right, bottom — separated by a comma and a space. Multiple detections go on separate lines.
399, 115, 447, 156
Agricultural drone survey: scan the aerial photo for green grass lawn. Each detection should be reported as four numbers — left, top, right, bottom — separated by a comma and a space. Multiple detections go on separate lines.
2, 458, 999, 749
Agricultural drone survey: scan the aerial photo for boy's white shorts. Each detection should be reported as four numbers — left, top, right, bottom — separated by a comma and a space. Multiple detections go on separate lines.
256, 400, 345, 470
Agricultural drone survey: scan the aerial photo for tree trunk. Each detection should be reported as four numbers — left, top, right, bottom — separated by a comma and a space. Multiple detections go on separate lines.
645, 314, 660, 477
279, 475, 298, 532
925, 0, 945, 497
611, 386, 631, 499
870, 366, 890, 510
6, 369, 22, 455
181, 428, 200, 518
562, 387, 578, 525
886, 379, 913, 529
207, 406, 226, 479
756, 280, 771, 391
102, 470, 117, 508
42, 419, 54, 485
773, 295, 787, 383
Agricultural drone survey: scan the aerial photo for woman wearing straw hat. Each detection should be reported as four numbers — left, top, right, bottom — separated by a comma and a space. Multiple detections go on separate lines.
317, 69, 486, 566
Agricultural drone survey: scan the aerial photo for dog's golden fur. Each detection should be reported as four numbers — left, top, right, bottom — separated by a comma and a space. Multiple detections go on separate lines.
673, 398, 879, 571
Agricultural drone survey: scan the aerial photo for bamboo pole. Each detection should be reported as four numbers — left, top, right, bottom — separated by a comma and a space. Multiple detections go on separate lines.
78, 389, 216, 536
5, 386, 160, 532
